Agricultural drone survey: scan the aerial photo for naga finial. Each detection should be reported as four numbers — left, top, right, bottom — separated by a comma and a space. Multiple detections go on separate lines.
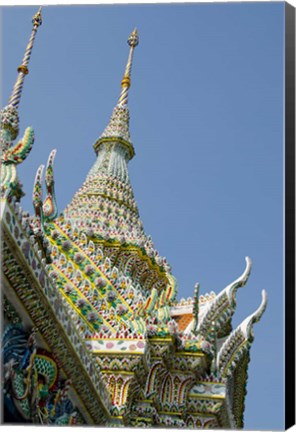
240, 290, 268, 340
118, 28, 139, 106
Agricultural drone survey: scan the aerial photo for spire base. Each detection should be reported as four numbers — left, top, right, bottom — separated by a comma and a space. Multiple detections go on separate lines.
93, 136, 135, 160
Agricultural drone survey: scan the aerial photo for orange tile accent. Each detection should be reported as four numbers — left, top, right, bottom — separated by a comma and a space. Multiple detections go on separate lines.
175, 314, 193, 331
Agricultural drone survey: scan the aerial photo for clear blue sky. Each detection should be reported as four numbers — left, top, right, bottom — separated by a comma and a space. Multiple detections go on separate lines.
2, 3, 285, 430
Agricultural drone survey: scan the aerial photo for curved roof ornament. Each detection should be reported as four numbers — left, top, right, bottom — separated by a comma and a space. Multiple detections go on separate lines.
43, 149, 58, 221
32, 149, 59, 224
239, 289, 268, 340
217, 290, 267, 377
223, 256, 252, 307
197, 257, 252, 336
32, 164, 45, 220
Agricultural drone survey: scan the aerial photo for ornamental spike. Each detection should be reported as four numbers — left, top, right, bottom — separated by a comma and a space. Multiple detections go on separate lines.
210, 320, 218, 374
8, 7, 42, 111
32, 164, 45, 215
43, 149, 58, 221
118, 28, 139, 106
192, 283, 200, 335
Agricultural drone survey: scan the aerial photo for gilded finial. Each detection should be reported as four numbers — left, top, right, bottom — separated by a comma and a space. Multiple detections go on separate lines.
128, 28, 139, 48
32, 7, 43, 28
118, 28, 139, 106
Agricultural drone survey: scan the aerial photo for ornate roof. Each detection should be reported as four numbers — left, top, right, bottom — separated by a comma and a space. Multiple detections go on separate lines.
1, 10, 267, 428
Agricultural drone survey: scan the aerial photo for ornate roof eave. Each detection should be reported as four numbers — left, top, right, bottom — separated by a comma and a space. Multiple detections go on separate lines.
1, 197, 114, 423
213, 291, 267, 428
47, 207, 176, 295
216, 394, 237, 429
43, 220, 178, 337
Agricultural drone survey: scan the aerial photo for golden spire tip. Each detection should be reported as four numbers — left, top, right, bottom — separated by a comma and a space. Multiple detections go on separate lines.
128, 28, 139, 48
32, 6, 43, 28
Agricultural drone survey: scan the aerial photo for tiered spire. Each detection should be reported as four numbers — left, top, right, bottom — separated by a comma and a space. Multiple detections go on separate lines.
93, 29, 139, 158
0, 8, 42, 142
61, 27, 172, 283
63, 29, 145, 245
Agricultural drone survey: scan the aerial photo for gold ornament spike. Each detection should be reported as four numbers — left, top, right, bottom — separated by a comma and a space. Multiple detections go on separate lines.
118, 28, 139, 106
8, 7, 43, 109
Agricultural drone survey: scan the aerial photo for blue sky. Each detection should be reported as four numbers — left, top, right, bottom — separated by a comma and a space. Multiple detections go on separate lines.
2, 3, 285, 430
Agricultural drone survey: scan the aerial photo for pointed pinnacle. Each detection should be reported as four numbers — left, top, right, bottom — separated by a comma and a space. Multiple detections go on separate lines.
32, 7, 42, 28
118, 28, 139, 106
1, 8, 43, 141
128, 28, 139, 47
94, 28, 139, 156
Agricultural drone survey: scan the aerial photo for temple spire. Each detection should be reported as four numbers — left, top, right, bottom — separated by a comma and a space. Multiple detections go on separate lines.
94, 29, 139, 157
64, 28, 145, 244
117, 28, 139, 106
8, 7, 42, 110
0, 8, 42, 145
